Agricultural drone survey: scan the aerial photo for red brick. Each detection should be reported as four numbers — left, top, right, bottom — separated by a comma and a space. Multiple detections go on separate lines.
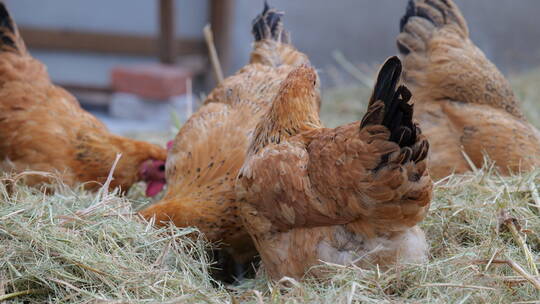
111, 64, 193, 100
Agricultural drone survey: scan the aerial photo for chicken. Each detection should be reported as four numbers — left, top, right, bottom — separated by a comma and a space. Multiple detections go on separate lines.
0, 4, 167, 195
236, 57, 432, 280
139, 4, 313, 266
397, 0, 540, 180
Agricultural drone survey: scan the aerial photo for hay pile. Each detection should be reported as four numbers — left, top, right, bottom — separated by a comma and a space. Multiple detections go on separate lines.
1, 169, 540, 303
0, 176, 229, 303
1, 69, 540, 303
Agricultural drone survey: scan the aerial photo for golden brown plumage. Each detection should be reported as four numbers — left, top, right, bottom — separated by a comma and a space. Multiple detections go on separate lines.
397, 0, 540, 179
236, 57, 432, 280
0, 4, 167, 194
139, 4, 313, 262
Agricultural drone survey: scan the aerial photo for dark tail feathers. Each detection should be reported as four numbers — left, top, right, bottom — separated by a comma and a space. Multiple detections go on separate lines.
361, 56, 417, 148
252, 1, 288, 43
398, 0, 467, 55
400, 0, 457, 31
0, 2, 23, 54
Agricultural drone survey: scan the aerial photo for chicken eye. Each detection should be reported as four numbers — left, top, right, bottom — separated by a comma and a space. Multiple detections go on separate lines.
158, 165, 166, 171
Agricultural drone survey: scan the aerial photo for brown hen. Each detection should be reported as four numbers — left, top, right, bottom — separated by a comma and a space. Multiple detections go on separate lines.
236, 57, 432, 280
139, 3, 314, 267
397, 0, 540, 179
0, 4, 167, 195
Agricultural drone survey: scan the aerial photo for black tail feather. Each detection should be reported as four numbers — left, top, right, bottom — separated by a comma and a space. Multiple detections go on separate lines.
400, 0, 449, 31
251, 1, 286, 42
399, 0, 416, 32
0, 4, 14, 33
0, 2, 20, 53
400, 0, 463, 34
369, 56, 402, 107
361, 56, 417, 148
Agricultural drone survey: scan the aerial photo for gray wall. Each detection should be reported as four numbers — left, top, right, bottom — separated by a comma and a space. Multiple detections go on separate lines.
231, 0, 540, 76
3, 0, 208, 86
5, 0, 208, 37
4, 1, 540, 85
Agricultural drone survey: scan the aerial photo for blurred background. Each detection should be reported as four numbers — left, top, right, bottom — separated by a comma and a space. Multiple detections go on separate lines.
5, 0, 540, 134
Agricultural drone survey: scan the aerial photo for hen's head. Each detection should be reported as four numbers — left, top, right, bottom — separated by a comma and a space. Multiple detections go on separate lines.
139, 159, 166, 197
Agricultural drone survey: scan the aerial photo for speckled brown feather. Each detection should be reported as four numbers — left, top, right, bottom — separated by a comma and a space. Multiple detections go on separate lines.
139, 4, 314, 262
397, 0, 540, 179
0, 3, 166, 191
237, 58, 432, 280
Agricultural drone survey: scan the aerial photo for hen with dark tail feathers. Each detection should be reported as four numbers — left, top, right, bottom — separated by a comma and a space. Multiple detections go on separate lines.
237, 56, 432, 280
396, 0, 540, 179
